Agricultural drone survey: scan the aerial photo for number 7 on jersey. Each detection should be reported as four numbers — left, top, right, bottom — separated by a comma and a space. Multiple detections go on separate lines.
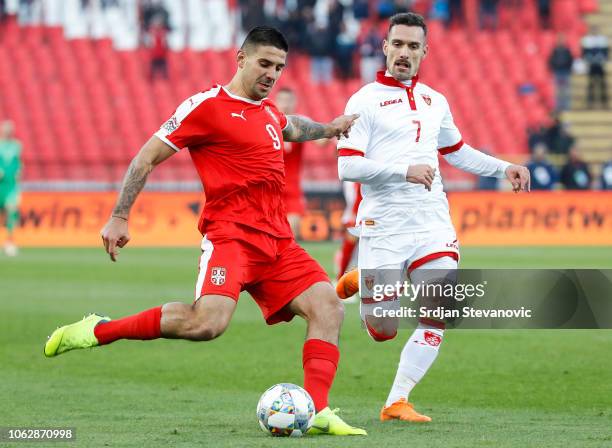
412, 120, 421, 143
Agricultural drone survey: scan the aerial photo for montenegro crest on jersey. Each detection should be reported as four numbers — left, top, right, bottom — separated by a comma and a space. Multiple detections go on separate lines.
421, 94, 431, 106
211, 267, 226, 286
363, 275, 375, 293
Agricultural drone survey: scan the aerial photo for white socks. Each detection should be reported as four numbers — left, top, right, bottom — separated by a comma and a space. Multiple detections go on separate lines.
385, 323, 444, 407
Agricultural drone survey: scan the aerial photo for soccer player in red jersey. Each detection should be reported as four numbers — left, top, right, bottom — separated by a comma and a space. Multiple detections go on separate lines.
44, 26, 365, 436
275, 87, 305, 237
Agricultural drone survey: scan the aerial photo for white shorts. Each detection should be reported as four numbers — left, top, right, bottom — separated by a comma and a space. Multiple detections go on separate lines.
358, 227, 459, 271
357, 227, 459, 303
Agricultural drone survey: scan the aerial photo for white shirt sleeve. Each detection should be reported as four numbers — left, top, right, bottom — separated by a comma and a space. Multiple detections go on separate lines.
337, 92, 371, 154
338, 156, 409, 184
437, 96, 463, 151
444, 143, 511, 178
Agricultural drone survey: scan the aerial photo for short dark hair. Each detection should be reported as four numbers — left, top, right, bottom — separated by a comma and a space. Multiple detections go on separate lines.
388, 12, 427, 36
241, 26, 289, 52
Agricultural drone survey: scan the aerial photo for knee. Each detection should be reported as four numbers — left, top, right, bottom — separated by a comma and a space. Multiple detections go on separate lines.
363, 317, 397, 342
312, 293, 345, 327
188, 321, 226, 341
185, 304, 229, 341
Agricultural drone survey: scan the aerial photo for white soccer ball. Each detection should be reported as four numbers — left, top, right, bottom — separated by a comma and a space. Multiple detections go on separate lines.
256, 383, 315, 437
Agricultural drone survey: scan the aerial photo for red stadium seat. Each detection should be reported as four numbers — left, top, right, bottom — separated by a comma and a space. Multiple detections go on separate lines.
1, 6, 592, 184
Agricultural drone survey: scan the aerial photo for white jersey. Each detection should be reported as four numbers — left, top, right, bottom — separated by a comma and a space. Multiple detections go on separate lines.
338, 71, 465, 237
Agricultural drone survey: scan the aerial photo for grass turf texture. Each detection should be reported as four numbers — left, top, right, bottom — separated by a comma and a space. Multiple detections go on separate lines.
1, 245, 611, 448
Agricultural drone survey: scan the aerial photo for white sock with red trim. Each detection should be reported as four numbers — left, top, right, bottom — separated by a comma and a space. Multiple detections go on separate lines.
385, 322, 444, 407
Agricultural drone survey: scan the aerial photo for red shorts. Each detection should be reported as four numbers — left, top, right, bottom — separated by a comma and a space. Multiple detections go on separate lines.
195, 222, 329, 324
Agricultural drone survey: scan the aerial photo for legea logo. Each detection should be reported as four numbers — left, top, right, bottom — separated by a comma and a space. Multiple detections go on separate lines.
380, 98, 403, 107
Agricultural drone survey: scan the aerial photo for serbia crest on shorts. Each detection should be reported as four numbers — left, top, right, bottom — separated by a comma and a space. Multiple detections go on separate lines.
211, 267, 226, 286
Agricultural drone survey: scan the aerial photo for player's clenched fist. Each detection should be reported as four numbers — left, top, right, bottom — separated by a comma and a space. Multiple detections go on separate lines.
505, 165, 531, 193
100, 216, 131, 262
328, 114, 360, 139
406, 164, 435, 191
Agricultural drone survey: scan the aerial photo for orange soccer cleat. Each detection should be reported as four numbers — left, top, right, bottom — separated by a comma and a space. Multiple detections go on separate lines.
380, 399, 432, 423
336, 268, 359, 299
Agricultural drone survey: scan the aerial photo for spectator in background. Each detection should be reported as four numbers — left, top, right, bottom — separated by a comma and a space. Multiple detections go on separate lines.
449, 0, 463, 26
536, 0, 550, 28
335, 21, 357, 79
359, 25, 384, 83
18, 0, 41, 25
392, 0, 412, 14
430, 0, 451, 26
548, 33, 574, 112
307, 18, 334, 84
477, 174, 498, 190
353, 0, 370, 19
479, 0, 499, 30
377, 0, 396, 18
141, 0, 170, 32
476, 148, 499, 190
560, 148, 592, 190
527, 123, 547, 151
298, 0, 317, 9
527, 143, 557, 190
328, 0, 344, 37
582, 25, 609, 109
148, 16, 168, 80
0, 120, 22, 257
601, 159, 612, 190
544, 114, 575, 154
239, 0, 266, 35
281, 8, 307, 52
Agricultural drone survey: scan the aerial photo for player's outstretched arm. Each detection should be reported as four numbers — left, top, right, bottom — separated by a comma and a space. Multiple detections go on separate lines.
100, 136, 176, 262
443, 143, 530, 192
283, 114, 359, 142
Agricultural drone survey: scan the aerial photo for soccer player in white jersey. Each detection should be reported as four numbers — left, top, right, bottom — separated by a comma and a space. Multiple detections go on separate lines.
335, 13, 530, 423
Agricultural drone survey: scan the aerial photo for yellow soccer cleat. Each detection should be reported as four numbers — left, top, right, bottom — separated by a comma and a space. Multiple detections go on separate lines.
380, 398, 432, 423
308, 407, 367, 436
336, 268, 359, 300
44, 314, 110, 357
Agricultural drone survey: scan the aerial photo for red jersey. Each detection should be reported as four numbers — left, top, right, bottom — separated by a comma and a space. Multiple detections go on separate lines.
155, 85, 292, 238
282, 141, 303, 197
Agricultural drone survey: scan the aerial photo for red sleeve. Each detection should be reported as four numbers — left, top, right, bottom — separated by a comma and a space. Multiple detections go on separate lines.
154, 89, 219, 151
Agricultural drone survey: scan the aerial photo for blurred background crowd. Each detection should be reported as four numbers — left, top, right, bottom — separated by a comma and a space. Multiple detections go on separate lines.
0, 0, 611, 192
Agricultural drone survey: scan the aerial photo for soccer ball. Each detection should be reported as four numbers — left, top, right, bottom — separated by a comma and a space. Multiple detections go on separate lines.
256, 383, 315, 437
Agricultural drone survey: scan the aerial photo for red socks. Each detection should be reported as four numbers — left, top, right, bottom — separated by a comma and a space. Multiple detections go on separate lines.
336, 237, 357, 280
303, 339, 340, 411
93, 311, 339, 412
94, 306, 162, 345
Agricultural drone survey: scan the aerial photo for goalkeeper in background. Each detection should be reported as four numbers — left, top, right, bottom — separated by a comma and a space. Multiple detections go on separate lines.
0, 120, 22, 257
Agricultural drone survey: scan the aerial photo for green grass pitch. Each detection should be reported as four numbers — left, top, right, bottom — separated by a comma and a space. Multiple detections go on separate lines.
1, 245, 611, 447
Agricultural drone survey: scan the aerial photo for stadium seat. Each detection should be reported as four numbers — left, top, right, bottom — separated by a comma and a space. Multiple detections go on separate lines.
1, 4, 593, 184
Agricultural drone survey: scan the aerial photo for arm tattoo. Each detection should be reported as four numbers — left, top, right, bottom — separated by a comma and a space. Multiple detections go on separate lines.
112, 158, 151, 217
283, 115, 331, 142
